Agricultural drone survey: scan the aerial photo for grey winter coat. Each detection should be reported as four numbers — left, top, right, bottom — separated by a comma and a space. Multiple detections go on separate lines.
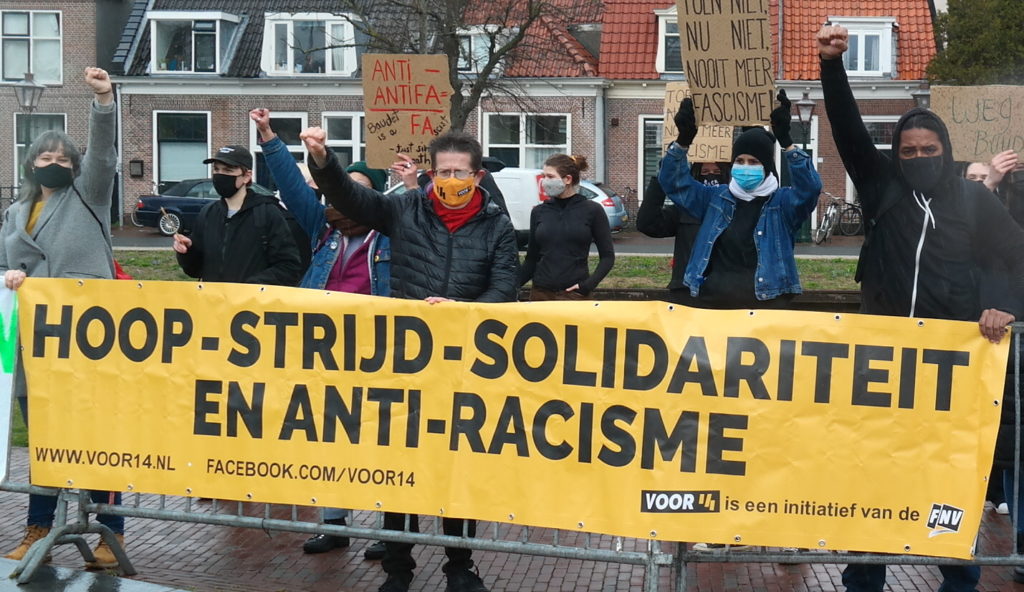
0, 100, 117, 398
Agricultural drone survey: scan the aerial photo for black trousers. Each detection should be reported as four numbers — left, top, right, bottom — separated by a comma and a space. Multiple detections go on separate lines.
381, 512, 476, 576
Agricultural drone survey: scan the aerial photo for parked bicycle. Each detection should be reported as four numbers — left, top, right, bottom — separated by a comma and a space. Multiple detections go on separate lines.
814, 192, 863, 244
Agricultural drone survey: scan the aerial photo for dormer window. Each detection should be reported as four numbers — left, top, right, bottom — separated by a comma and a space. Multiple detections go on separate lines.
263, 13, 356, 76
829, 16, 897, 77
457, 26, 506, 74
149, 11, 239, 74
655, 8, 683, 74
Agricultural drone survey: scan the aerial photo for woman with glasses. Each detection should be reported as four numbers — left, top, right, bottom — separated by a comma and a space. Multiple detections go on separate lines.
517, 154, 615, 300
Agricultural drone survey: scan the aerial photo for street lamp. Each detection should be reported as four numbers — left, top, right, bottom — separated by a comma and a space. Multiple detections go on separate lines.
795, 90, 816, 149
911, 82, 931, 110
13, 73, 45, 113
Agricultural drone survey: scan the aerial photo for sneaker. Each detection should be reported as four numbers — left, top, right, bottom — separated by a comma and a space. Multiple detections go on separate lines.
692, 542, 752, 552
302, 518, 350, 554
998, 502, 1010, 515
445, 568, 489, 592
364, 540, 387, 560
378, 574, 412, 592
85, 533, 124, 570
4, 525, 51, 562
303, 533, 350, 553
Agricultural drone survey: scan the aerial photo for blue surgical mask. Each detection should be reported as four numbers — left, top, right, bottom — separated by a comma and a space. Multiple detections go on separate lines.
731, 164, 765, 191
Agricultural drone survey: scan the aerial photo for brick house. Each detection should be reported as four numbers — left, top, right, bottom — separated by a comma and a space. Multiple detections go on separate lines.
109, 0, 938, 224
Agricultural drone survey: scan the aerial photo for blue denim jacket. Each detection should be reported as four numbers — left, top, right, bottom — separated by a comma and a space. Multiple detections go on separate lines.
262, 136, 391, 295
657, 142, 821, 300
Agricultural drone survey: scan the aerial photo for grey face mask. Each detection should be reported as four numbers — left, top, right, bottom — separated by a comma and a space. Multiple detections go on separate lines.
541, 178, 566, 198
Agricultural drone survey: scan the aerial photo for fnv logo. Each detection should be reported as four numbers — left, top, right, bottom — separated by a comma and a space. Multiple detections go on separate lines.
926, 503, 964, 537
640, 490, 720, 513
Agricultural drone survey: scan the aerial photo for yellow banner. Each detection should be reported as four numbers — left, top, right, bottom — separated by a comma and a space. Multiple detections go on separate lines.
19, 279, 1008, 559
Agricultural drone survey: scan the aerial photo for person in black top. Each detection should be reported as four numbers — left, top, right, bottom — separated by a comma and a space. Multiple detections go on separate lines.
658, 92, 821, 310
172, 145, 304, 286
518, 154, 615, 299
818, 24, 1024, 592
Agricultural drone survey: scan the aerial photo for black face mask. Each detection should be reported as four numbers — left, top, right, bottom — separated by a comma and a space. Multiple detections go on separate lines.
696, 174, 726, 186
212, 173, 241, 198
899, 156, 944, 193
34, 163, 74, 189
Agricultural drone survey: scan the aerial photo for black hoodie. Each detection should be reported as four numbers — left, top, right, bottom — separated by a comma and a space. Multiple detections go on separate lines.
821, 57, 1024, 321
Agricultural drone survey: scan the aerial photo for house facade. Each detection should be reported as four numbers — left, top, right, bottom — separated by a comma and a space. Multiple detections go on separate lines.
27, 0, 936, 223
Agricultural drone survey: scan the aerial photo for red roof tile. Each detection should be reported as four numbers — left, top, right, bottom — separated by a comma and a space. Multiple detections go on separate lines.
599, 0, 936, 81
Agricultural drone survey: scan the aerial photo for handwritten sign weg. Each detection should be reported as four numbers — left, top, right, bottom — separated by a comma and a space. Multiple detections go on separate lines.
931, 86, 1024, 161
362, 54, 454, 169
675, 0, 775, 126
663, 82, 734, 162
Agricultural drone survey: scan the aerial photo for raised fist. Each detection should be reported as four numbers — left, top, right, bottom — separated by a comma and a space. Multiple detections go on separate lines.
816, 25, 849, 60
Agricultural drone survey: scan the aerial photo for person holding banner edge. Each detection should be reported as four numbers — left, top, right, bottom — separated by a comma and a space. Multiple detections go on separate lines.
818, 23, 1024, 592
0, 67, 128, 570
301, 127, 517, 592
657, 89, 822, 310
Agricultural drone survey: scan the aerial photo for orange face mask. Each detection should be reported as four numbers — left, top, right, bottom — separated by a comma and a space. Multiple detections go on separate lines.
433, 176, 476, 208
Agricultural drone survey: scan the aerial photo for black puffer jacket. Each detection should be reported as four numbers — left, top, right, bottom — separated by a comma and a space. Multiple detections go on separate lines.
176, 189, 304, 286
822, 57, 1024, 320
311, 150, 518, 302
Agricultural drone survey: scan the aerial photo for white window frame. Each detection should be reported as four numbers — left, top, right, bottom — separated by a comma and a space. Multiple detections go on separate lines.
655, 7, 682, 74
457, 25, 503, 74
845, 115, 899, 201
152, 110, 212, 190
12, 111, 65, 182
828, 16, 896, 77
148, 11, 239, 74
262, 12, 357, 76
249, 111, 308, 185
637, 115, 664, 204
1, 10, 62, 84
483, 112, 572, 169
322, 111, 365, 165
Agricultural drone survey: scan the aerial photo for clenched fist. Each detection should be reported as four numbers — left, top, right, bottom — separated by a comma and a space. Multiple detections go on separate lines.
300, 127, 328, 167
84, 67, 113, 104
816, 25, 849, 60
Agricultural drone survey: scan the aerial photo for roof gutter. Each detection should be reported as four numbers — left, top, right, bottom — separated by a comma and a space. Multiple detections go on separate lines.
776, 0, 784, 80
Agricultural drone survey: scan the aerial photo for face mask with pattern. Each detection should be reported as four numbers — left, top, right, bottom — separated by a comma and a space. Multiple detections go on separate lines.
433, 176, 476, 208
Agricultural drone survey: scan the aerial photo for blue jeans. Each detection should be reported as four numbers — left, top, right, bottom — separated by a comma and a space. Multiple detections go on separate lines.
842, 564, 980, 592
17, 397, 124, 534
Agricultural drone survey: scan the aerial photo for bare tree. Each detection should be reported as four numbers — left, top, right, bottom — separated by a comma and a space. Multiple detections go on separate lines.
324, 0, 601, 131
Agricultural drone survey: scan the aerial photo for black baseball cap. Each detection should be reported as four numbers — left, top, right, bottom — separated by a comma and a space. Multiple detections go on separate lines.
203, 145, 253, 170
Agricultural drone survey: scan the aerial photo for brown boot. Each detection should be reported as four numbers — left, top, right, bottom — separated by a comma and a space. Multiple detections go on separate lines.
85, 534, 124, 570
4, 525, 51, 562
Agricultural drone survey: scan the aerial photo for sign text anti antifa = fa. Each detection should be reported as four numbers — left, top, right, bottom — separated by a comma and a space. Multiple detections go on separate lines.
29, 305, 972, 477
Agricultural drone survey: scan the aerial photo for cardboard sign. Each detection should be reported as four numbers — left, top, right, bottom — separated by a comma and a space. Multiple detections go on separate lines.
663, 82, 734, 163
362, 54, 454, 169
931, 85, 1024, 162
675, 0, 775, 126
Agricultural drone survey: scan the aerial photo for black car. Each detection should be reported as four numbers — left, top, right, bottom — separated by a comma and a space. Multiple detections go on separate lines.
132, 179, 275, 236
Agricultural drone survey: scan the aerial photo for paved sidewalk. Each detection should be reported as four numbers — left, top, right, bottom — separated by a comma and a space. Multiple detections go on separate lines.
1, 447, 1022, 591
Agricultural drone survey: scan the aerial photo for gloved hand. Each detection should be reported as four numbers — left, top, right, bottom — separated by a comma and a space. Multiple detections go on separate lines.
674, 98, 698, 147
770, 89, 794, 148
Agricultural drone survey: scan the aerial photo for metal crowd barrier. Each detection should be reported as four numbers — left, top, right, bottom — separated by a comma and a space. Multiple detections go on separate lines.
3, 324, 1023, 591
